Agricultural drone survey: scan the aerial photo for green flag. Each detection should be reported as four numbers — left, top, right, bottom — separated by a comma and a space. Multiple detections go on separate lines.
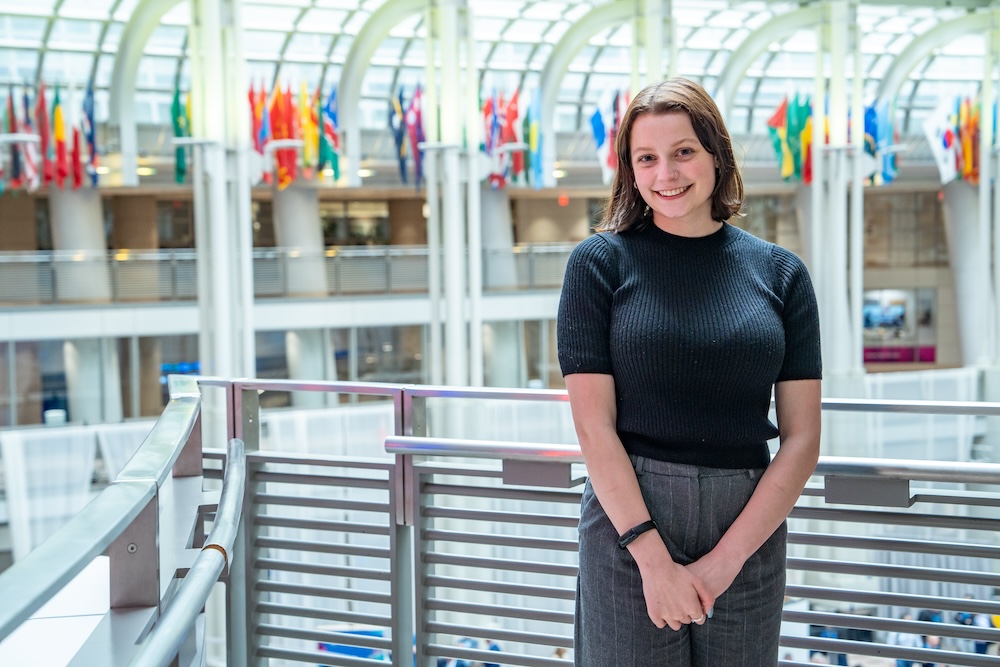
170, 88, 188, 184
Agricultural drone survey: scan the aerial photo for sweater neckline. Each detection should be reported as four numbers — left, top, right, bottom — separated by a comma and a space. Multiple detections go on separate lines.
636, 220, 738, 252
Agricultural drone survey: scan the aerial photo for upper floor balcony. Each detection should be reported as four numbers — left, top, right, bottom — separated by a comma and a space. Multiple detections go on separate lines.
2, 376, 1000, 666
0, 244, 574, 307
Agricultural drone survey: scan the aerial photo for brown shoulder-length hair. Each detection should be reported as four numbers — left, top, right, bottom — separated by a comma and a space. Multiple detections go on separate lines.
596, 77, 744, 233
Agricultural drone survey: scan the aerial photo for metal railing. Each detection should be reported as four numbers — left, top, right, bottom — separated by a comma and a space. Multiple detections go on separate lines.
0, 244, 574, 306
0, 375, 244, 667
6, 379, 1000, 666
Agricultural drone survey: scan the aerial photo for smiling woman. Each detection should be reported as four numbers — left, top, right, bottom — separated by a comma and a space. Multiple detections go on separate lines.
557, 77, 822, 667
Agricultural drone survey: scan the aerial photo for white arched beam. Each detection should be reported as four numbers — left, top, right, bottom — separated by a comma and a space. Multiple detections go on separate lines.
539, 0, 632, 188
711, 5, 822, 122
109, 0, 184, 186
875, 13, 985, 103
340, 0, 428, 187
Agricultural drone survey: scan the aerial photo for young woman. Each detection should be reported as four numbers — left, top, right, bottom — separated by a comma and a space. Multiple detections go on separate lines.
557, 78, 822, 665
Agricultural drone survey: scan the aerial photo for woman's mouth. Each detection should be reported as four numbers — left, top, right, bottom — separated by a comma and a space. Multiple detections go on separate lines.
656, 185, 690, 197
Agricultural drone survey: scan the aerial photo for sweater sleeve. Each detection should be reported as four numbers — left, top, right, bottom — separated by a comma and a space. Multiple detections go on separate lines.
773, 247, 823, 382
557, 234, 618, 376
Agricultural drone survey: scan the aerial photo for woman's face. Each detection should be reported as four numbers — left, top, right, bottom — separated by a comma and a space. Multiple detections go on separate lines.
630, 111, 717, 233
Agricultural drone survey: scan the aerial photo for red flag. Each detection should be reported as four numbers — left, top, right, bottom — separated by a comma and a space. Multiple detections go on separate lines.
71, 126, 83, 189
502, 90, 523, 177
35, 83, 52, 185
52, 85, 68, 188
270, 86, 296, 189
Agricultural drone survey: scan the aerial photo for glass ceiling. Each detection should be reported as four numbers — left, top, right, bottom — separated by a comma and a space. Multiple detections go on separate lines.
0, 0, 989, 160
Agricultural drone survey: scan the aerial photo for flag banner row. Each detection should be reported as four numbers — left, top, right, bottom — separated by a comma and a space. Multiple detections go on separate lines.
590, 89, 630, 186
766, 94, 899, 186
481, 88, 543, 190
389, 85, 425, 188
1, 83, 98, 194
922, 94, 994, 186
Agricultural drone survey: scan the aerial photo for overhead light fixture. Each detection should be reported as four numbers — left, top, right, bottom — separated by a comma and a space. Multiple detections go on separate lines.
357, 168, 374, 178
136, 166, 156, 176
552, 169, 567, 179
96, 166, 110, 175
322, 167, 335, 177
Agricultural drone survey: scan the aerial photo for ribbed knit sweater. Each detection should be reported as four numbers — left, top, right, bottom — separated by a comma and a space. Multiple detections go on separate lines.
557, 222, 822, 469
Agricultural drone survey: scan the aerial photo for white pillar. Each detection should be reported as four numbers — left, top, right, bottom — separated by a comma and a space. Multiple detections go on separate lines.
465, 4, 483, 387
942, 182, 987, 367
272, 182, 332, 406
479, 187, 524, 388
189, 0, 254, 380
49, 188, 124, 424
49, 188, 111, 303
272, 183, 327, 297
435, 0, 468, 387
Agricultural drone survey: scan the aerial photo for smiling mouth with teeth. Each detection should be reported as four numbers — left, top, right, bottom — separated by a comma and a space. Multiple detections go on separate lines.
657, 186, 690, 197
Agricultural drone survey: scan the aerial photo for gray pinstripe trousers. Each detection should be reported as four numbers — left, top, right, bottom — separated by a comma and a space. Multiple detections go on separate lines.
574, 455, 786, 666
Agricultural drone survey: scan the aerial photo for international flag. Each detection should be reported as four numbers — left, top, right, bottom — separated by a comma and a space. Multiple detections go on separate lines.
270, 85, 295, 189
389, 87, 408, 184
958, 96, 977, 184
800, 104, 813, 185
248, 82, 267, 185
875, 98, 897, 185
923, 96, 960, 185
299, 81, 317, 179
501, 89, 523, 181
528, 88, 542, 189
82, 84, 98, 186
405, 84, 426, 187
35, 83, 52, 185
590, 92, 615, 185
6, 87, 22, 188
482, 91, 501, 157
319, 85, 339, 181
21, 87, 40, 191
257, 83, 272, 184
170, 87, 189, 184
52, 85, 68, 188
766, 96, 794, 180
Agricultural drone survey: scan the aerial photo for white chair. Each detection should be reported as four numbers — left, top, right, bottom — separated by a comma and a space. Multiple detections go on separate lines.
1, 426, 97, 561
95, 420, 156, 481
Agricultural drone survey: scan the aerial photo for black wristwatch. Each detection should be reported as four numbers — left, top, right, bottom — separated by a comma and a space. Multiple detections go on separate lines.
617, 519, 658, 550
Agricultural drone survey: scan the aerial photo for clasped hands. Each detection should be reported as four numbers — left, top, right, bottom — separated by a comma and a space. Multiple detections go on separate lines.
639, 553, 738, 632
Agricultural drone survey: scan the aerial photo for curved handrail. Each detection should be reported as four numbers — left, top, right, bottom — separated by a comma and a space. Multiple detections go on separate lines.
128, 437, 246, 667
0, 481, 155, 639
0, 374, 202, 642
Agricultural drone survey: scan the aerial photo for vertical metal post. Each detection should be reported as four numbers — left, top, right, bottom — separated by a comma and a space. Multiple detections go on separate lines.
130, 336, 141, 419
170, 250, 178, 301
229, 381, 259, 667
7, 341, 17, 426
109, 491, 160, 610
465, 4, 483, 388
426, 149, 443, 385
385, 246, 393, 293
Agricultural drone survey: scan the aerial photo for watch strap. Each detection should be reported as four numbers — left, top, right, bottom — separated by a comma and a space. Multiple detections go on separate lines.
617, 519, 658, 550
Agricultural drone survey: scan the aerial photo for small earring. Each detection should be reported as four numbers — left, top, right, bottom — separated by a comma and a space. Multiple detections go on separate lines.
634, 181, 638, 189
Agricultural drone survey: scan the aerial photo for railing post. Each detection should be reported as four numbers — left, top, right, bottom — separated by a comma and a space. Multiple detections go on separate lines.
398, 387, 427, 667
170, 250, 179, 301
108, 490, 160, 610
228, 382, 259, 667
391, 386, 416, 667
385, 246, 393, 294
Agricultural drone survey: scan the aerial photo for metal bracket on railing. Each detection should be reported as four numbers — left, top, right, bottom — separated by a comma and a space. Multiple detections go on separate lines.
824, 475, 913, 508
502, 460, 585, 488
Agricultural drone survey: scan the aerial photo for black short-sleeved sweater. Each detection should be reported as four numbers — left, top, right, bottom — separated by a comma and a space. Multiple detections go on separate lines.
557, 221, 822, 469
